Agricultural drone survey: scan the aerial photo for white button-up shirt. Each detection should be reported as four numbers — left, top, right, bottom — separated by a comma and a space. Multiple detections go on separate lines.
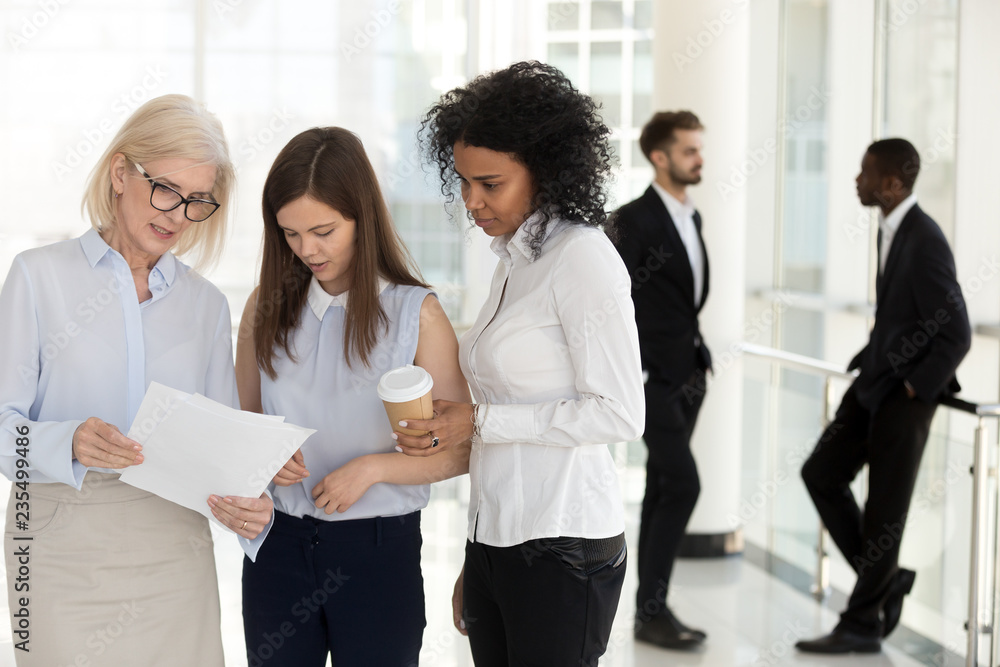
459, 215, 645, 547
879, 193, 917, 274
652, 181, 705, 307
0, 229, 267, 558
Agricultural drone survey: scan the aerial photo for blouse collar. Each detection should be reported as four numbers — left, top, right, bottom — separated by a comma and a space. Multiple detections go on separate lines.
491, 211, 564, 264
307, 275, 391, 321
80, 227, 178, 287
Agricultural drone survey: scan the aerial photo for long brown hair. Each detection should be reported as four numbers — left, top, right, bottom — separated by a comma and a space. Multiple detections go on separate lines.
255, 127, 427, 378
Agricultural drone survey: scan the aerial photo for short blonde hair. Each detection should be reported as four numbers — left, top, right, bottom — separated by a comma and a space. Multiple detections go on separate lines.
82, 94, 235, 269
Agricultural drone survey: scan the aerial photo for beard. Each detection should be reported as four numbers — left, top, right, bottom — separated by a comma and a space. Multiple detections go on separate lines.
670, 164, 701, 186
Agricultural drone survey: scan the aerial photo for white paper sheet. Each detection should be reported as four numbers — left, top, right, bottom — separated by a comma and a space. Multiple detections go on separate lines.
119, 382, 315, 527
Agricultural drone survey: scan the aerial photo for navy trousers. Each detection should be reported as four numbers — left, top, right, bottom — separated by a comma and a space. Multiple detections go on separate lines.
242, 510, 425, 667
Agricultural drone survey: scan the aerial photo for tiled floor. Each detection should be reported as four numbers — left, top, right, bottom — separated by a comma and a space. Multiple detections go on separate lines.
0, 488, 943, 666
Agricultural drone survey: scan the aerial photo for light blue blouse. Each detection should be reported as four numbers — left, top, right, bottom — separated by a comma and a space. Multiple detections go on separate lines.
0, 228, 266, 558
262, 278, 433, 521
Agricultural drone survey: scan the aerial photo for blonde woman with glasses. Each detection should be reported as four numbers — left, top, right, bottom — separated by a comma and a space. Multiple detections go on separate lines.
0, 94, 271, 666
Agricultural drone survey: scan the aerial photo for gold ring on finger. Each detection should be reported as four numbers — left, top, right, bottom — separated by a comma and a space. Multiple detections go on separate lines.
242, 520, 247, 530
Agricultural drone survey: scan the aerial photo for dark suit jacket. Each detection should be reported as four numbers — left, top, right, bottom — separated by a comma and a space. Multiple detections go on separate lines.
850, 203, 971, 410
609, 186, 711, 394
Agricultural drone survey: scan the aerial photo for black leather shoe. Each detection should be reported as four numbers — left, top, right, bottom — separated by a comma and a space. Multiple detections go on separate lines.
634, 609, 706, 650
882, 568, 916, 637
795, 629, 881, 654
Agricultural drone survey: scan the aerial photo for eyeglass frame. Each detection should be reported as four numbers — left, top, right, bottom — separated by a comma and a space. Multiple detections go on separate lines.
131, 162, 221, 223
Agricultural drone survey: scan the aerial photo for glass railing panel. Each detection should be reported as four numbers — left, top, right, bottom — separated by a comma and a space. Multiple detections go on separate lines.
742, 348, 990, 658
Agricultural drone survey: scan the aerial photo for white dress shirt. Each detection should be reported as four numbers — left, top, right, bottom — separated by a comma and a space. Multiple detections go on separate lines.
0, 228, 267, 559
459, 215, 645, 548
879, 193, 918, 274
651, 181, 705, 307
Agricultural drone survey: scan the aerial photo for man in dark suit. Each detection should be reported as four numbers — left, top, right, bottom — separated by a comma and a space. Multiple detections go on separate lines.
610, 110, 711, 650
796, 138, 971, 654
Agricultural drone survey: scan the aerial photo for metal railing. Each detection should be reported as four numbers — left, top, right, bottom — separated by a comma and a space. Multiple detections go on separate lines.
740, 343, 1000, 666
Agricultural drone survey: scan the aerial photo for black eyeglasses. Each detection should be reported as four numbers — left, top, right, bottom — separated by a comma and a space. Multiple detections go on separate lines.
133, 162, 220, 222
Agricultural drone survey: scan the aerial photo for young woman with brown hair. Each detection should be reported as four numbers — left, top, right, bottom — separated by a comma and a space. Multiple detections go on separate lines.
236, 126, 470, 666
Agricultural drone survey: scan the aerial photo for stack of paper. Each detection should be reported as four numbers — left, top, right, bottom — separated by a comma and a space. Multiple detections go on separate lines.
119, 382, 315, 527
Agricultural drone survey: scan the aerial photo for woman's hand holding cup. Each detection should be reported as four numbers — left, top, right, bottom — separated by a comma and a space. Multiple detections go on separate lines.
393, 399, 475, 457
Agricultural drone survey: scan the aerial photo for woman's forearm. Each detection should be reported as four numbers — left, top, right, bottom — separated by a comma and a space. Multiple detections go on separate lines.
365, 443, 470, 486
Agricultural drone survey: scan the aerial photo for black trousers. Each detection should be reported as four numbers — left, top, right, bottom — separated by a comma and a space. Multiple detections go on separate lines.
463, 535, 627, 667
635, 379, 704, 619
801, 382, 937, 635
242, 510, 425, 667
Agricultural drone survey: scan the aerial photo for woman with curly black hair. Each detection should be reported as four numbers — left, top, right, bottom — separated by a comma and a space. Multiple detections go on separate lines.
395, 60, 645, 666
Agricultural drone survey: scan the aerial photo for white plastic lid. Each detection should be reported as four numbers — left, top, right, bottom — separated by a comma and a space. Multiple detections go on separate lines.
376, 365, 434, 403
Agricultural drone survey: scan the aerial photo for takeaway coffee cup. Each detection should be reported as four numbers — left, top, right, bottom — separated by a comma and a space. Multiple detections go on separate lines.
377, 365, 434, 437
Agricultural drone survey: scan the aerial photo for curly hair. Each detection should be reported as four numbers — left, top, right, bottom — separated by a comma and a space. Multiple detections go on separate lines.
420, 60, 616, 257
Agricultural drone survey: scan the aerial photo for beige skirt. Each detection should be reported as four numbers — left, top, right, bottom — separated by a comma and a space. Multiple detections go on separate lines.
4, 472, 224, 667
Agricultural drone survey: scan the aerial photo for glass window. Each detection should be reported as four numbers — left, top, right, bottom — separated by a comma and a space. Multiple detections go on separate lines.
779, 0, 829, 295
633, 0, 653, 30
547, 1, 580, 31
591, 1, 624, 30
547, 42, 579, 82
632, 140, 649, 169
590, 42, 622, 127
632, 39, 653, 126
882, 0, 957, 241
